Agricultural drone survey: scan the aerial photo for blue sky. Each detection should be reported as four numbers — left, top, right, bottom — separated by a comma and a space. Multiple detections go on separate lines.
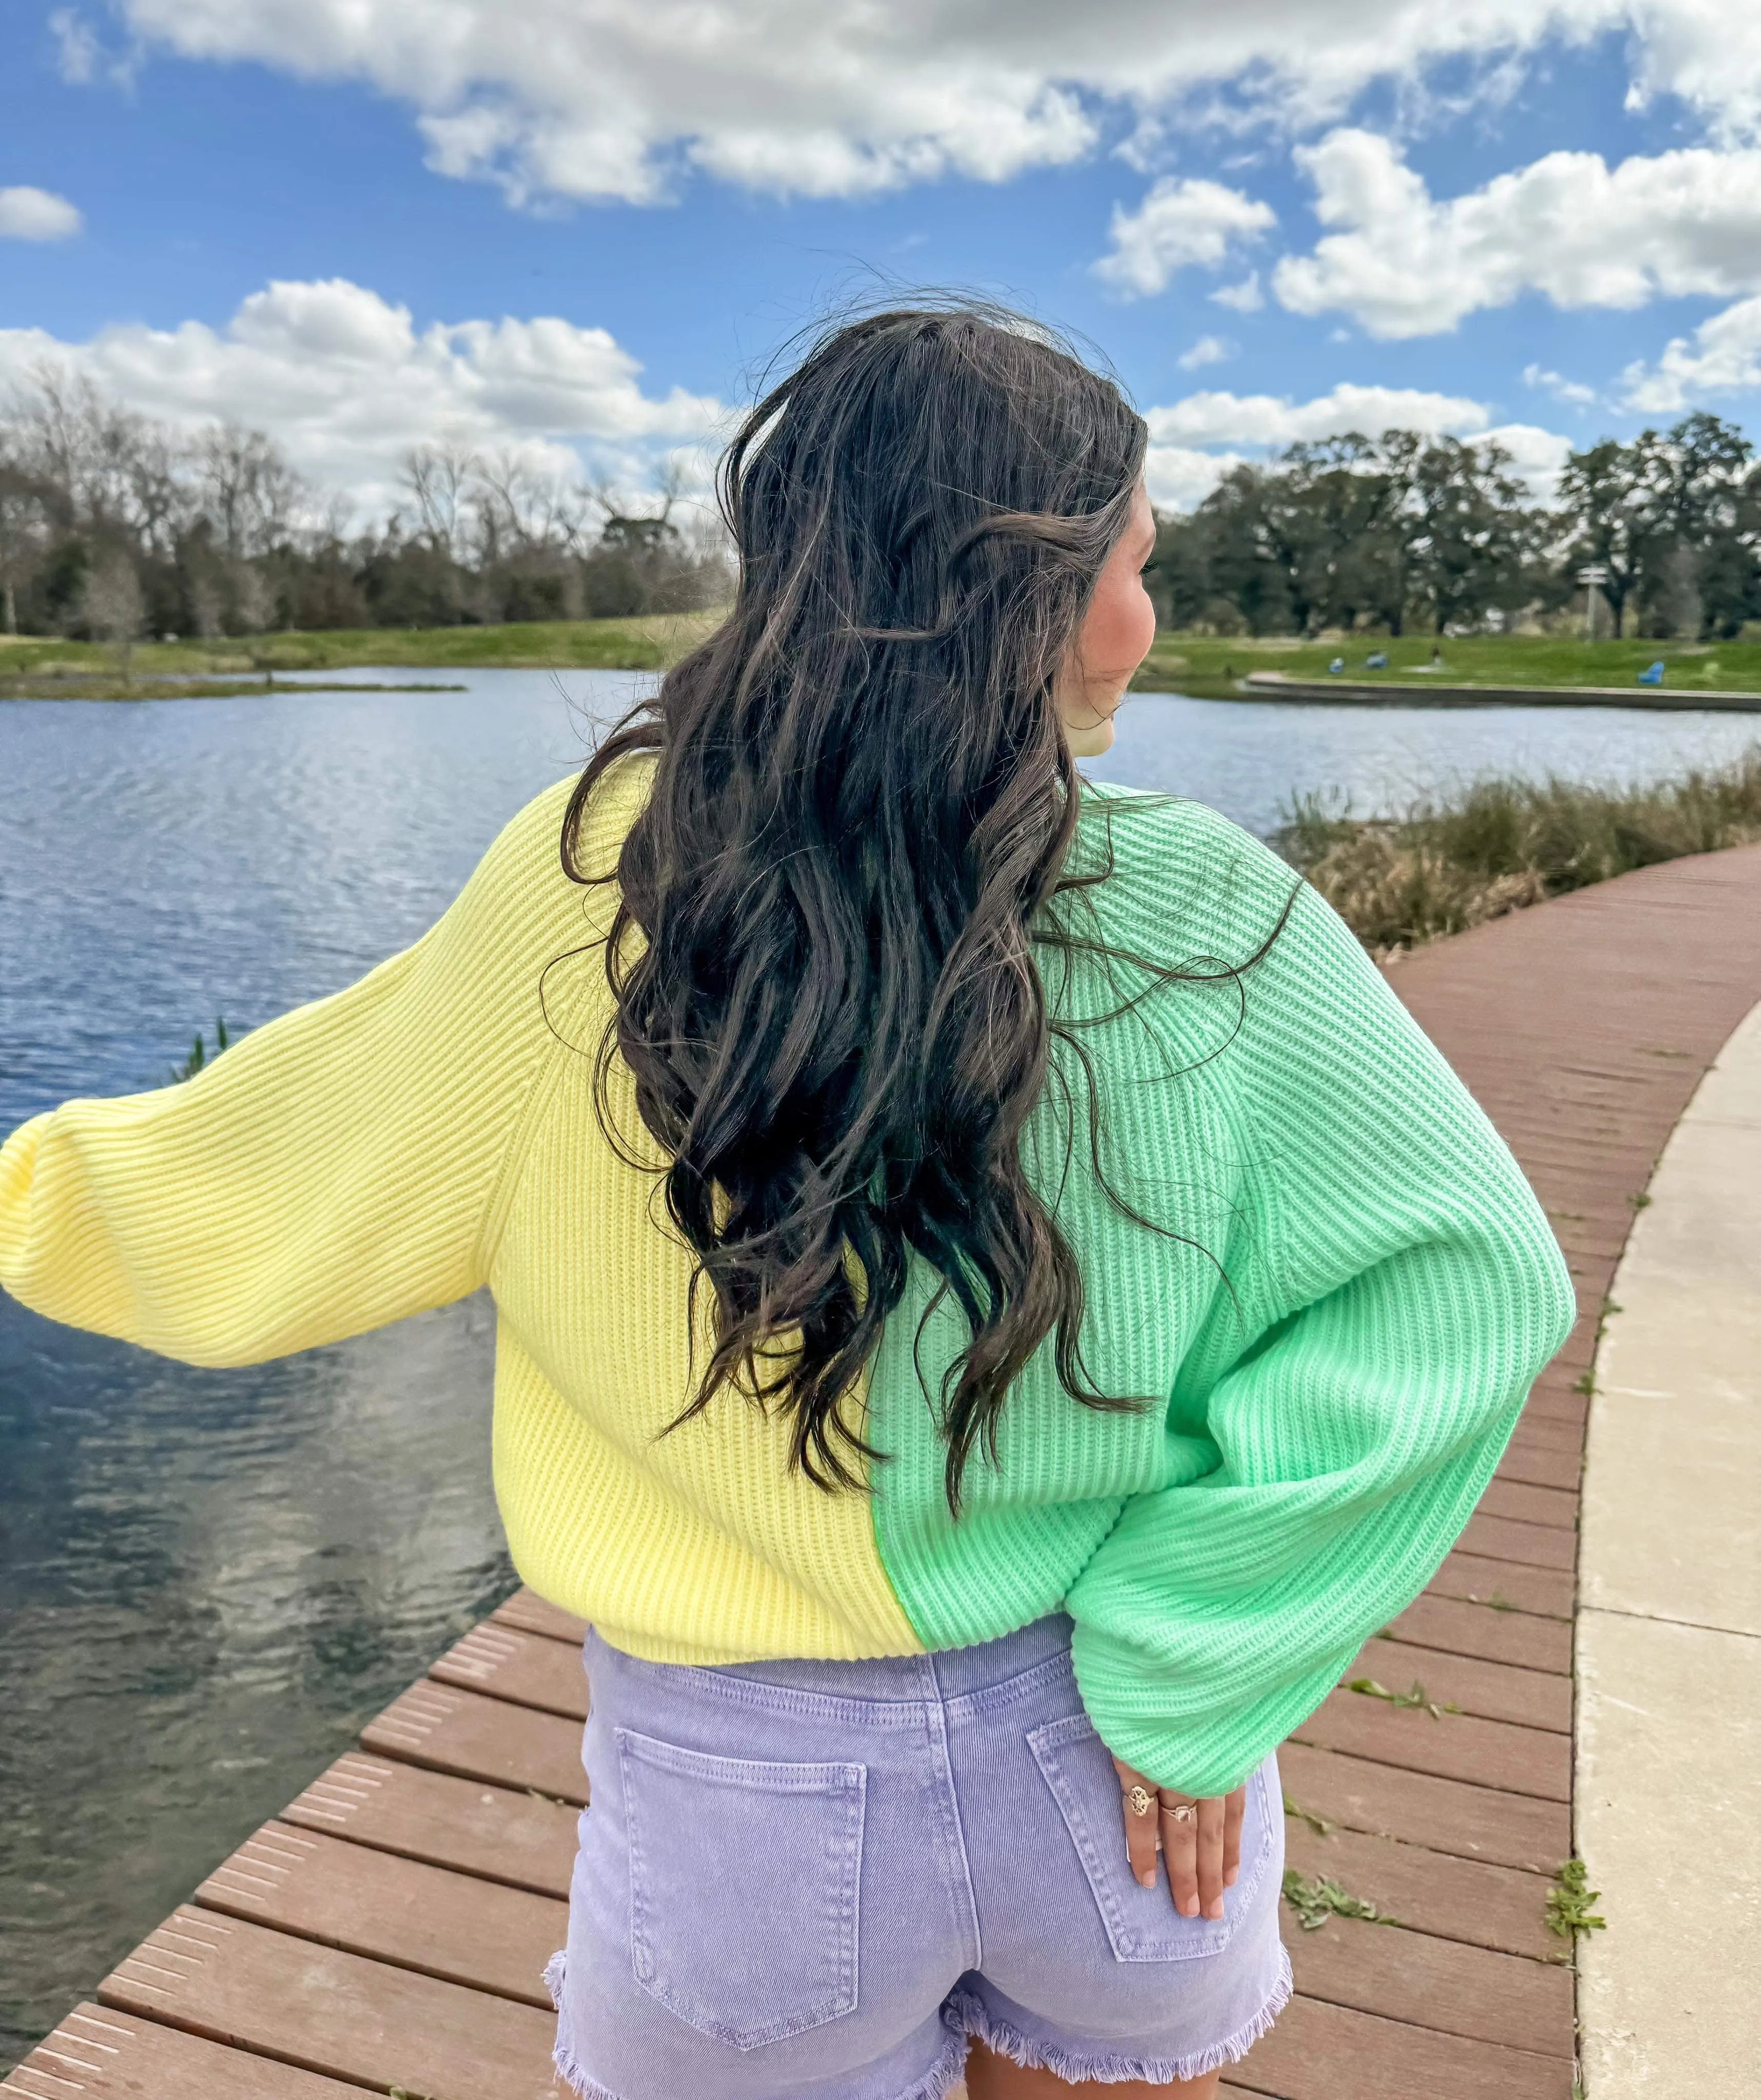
5, 1, 1761, 517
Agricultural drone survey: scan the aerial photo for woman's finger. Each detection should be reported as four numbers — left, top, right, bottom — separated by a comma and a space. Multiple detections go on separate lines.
1112, 1760, 1162, 1890
1160, 1791, 1202, 1917
1222, 1783, 1247, 1887
1195, 1792, 1226, 1919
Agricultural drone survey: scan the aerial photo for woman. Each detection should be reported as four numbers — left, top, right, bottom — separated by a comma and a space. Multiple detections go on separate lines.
0, 307, 1573, 2099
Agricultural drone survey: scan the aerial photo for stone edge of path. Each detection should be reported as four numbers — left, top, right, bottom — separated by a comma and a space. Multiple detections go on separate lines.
1576, 993, 1761, 2097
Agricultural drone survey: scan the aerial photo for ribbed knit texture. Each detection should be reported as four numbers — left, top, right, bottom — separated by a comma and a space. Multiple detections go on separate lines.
871, 785, 1576, 1792
0, 764, 1574, 1795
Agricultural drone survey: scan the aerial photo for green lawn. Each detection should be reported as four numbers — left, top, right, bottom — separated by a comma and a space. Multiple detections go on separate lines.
1133, 632, 1761, 698
7, 618, 1761, 697
0, 610, 724, 680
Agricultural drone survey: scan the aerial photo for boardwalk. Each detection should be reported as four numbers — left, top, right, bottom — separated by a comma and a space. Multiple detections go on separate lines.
9, 841, 1761, 2100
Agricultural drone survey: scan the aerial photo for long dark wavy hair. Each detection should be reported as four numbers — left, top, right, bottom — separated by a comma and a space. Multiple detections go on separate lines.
563, 304, 1159, 1511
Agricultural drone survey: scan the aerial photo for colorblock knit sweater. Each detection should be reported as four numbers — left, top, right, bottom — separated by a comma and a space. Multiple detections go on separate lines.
0, 760, 1574, 1794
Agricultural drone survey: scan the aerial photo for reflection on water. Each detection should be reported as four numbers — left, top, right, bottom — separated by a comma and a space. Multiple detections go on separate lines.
3, 666, 1758, 2063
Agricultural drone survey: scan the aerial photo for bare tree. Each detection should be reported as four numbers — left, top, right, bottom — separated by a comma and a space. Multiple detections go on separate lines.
473, 450, 590, 558
82, 549, 144, 685
400, 441, 479, 560
195, 423, 305, 559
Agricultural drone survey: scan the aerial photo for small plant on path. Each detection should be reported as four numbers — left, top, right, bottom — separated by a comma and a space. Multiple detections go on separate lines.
1282, 1869, 1398, 1932
1546, 1858, 1607, 1942
1347, 1675, 1461, 1719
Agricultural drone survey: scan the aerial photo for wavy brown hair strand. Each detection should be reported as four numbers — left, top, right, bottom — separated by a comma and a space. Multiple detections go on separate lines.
564, 304, 1156, 1510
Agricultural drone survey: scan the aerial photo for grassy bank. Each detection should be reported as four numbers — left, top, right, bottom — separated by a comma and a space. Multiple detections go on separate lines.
0, 676, 467, 702
1133, 633, 1761, 699
1279, 746, 1761, 954
7, 620, 1760, 695
0, 610, 724, 681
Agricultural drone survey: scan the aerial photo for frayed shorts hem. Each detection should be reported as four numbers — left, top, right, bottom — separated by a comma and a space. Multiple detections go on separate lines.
545, 1946, 1295, 2098
944, 1943, 1295, 2087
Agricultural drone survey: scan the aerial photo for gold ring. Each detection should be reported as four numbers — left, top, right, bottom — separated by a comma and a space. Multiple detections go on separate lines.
1167, 1802, 1197, 1824
1127, 1784, 1155, 1818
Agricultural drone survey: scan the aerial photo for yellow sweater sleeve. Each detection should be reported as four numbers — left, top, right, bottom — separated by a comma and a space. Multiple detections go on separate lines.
0, 776, 586, 1366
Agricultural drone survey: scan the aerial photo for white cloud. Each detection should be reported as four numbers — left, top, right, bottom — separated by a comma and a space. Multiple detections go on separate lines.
1523, 361, 1598, 405
1177, 334, 1234, 371
1145, 380, 1491, 450
1143, 444, 1251, 511
1140, 385, 1572, 510
0, 187, 84, 241
1275, 128, 1761, 337
0, 278, 725, 514
48, 6, 99, 83
1210, 272, 1265, 313
77, 1, 1761, 208
1094, 177, 1274, 297
1476, 421, 1574, 500
1619, 292, 1761, 412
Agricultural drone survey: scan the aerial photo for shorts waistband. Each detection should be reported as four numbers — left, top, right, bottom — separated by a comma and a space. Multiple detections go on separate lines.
593, 1610, 1075, 1707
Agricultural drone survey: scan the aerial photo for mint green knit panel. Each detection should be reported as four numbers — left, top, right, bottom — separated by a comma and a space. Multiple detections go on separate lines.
868, 785, 1575, 1795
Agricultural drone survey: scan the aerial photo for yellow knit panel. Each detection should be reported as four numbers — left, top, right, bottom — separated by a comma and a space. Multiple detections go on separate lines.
489, 1012, 923, 1663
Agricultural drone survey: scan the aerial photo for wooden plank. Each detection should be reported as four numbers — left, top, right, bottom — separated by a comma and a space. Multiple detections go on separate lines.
494, 1589, 591, 1646
282, 1752, 577, 1897
1427, 1550, 1574, 1620
1292, 1689, 1572, 1800
1283, 1913, 1573, 2057
96, 1908, 561, 2100
1382, 1592, 1571, 1674
1505, 1414, 1586, 1456
361, 1681, 588, 1805
1344, 1640, 1571, 1731
1495, 1440, 1582, 1491
1, 2004, 365, 2100
1227, 1991, 1573, 2099
195, 1822, 566, 2007
1279, 1743, 1569, 1873
1283, 1822, 1558, 1962
1476, 1479, 1578, 1529
1458, 1511, 1577, 1571
429, 1621, 589, 1720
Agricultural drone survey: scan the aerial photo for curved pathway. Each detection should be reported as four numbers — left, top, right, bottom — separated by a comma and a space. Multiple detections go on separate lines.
1224, 840, 1761, 2099
6, 844, 1761, 2100
1577, 995, 1761, 2094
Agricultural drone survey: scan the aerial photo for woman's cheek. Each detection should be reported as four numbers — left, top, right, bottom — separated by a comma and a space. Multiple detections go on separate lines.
1093, 581, 1156, 688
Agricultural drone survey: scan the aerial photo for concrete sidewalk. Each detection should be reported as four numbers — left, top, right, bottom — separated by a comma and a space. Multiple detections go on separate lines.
1577, 995, 1761, 2094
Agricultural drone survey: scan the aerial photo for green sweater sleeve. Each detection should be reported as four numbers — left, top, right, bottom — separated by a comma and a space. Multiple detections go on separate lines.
1064, 802, 1576, 1796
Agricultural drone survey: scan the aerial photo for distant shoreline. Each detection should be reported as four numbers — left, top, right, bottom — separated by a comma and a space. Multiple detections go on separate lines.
4, 616, 1760, 705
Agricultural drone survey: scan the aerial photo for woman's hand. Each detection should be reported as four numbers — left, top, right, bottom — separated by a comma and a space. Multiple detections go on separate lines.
1112, 1757, 1246, 1921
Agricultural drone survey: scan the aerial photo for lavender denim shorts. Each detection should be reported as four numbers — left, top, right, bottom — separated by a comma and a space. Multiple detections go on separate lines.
545, 1612, 1290, 2099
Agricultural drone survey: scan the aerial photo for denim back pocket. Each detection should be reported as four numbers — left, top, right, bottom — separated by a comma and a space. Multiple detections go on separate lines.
617, 1726, 866, 2050
1027, 1711, 1275, 1963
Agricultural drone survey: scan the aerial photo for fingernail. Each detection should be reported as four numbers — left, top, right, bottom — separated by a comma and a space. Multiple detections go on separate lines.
1207, 1901, 1223, 1919
1225, 1868, 1239, 1886
1139, 1871, 1156, 1888
1180, 1899, 1198, 1916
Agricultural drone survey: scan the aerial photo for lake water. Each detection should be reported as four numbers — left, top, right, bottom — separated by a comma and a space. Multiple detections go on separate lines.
4, 664, 1760, 2064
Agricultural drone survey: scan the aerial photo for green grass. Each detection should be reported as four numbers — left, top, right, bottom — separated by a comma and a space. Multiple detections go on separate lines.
0, 609, 725, 680
1278, 745, 1761, 953
9, 620, 1759, 694
1133, 631, 1761, 699
0, 676, 467, 701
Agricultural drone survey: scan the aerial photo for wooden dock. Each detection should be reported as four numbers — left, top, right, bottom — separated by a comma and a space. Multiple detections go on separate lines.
10, 840, 1761, 2100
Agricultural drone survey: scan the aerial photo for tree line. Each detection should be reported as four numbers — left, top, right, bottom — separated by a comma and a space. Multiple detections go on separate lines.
0, 368, 726, 642
1149, 412, 1761, 640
